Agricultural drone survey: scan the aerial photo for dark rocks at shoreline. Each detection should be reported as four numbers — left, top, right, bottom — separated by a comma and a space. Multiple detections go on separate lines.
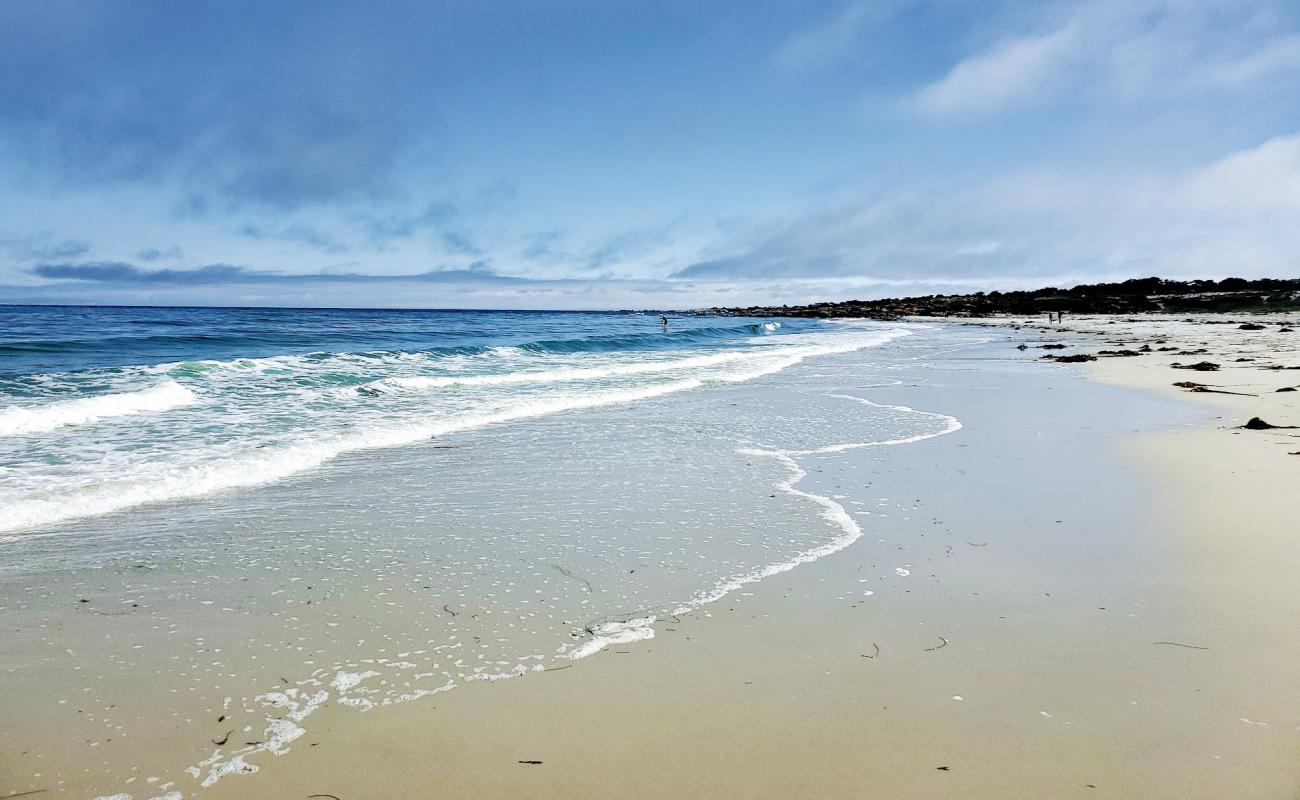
1171, 361, 1221, 371
1044, 353, 1097, 363
1242, 417, 1299, 430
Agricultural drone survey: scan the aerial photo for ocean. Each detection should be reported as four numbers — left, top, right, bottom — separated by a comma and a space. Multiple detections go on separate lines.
0, 306, 848, 534
0, 304, 973, 795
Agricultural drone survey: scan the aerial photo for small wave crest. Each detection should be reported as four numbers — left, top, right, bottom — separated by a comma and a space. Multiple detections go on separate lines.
0, 326, 910, 533
350, 350, 763, 395
0, 381, 196, 437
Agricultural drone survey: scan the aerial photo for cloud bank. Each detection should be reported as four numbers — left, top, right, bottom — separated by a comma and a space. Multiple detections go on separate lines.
0, 0, 1297, 308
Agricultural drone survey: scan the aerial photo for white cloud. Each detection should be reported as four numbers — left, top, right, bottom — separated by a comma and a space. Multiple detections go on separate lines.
775, 0, 903, 71
911, 0, 1300, 117
1184, 133, 1300, 215
676, 132, 1300, 285
914, 25, 1081, 117
1206, 34, 1300, 85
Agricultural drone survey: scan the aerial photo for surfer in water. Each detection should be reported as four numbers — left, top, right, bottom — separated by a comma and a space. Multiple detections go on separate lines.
660, 315, 669, 327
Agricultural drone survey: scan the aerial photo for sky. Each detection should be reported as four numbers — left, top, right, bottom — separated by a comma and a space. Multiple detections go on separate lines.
1, 0, 1298, 309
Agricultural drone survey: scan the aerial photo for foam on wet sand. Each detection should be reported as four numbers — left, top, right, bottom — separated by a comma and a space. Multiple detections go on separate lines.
5, 317, 1299, 799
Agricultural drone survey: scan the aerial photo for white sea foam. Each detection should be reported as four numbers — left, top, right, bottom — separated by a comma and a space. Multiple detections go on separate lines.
674, 391, 962, 611
358, 350, 760, 393
186, 675, 457, 791
789, 394, 963, 455
0, 378, 704, 533
0, 380, 195, 436
70, 324, 969, 797
670, 449, 867, 615
561, 386, 964, 658
565, 617, 658, 660
330, 670, 379, 693
0, 327, 909, 533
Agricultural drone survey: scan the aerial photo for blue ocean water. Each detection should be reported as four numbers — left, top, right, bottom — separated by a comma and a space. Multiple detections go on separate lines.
0, 305, 814, 377
0, 305, 888, 534
1, 303, 972, 795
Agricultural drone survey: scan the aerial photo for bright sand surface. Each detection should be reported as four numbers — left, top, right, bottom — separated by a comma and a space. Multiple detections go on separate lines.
5, 317, 1298, 799
186, 317, 1297, 800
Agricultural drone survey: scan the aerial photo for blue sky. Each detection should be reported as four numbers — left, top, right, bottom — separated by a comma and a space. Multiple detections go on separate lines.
2, 0, 1298, 309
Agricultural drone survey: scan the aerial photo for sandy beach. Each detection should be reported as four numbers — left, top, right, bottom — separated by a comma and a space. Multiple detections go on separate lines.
196, 319, 1297, 799
209, 315, 1296, 800
287, 316, 1294, 800
6, 3, 1300, 797
4, 317, 1298, 800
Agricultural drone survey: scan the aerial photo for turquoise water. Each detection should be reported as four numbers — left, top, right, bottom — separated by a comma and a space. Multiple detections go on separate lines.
0, 306, 989, 797
0, 306, 859, 534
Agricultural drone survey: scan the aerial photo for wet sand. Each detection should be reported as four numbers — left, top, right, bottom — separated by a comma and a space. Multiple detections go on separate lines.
190, 323, 1299, 799
7, 320, 1299, 799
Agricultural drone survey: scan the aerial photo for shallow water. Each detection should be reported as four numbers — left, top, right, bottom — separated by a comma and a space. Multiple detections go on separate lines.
0, 308, 893, 534
0, 310, 983, 797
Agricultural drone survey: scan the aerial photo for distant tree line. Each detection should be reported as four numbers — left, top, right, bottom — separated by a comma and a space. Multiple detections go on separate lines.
701, 277, 1300, 319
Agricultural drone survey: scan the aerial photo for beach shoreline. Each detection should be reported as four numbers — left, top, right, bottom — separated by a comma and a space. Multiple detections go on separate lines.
195, 318, 1297, 799
5, 316, 1298, 799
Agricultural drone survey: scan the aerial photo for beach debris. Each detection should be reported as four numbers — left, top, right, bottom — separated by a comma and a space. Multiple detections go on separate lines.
1097, 349, 1143, 357
1044, 353, 1097, 363
1017, 344, 1028, 350
1153, 641, 1210, 650
550, 563, 592, 593
923, 637, 949, 652
1038, 343, 1068, 349
0, 792, 49, 799
1171, 382, 1256, 396
965, 542, 988, 547
936, 766, 950, 771
1239, 323, 1266, 330
1171, 361, 1220, 371
211, 730, 233, 746
308, 795, 342, 800
861, 643, 880, 659
441, 604, 458, 617
518, 760, 544, 765
1277, 387, 1296, 393
1241, 417, 1299, 430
